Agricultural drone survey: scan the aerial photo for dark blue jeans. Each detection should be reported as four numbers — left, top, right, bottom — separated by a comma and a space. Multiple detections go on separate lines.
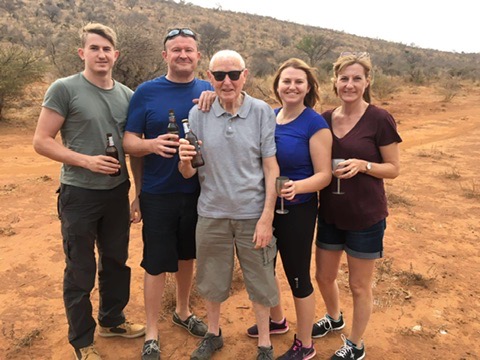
58, 181, 131, 349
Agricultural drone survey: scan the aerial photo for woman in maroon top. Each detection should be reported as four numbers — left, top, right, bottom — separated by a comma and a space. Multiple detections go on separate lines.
313, 52, 402, 360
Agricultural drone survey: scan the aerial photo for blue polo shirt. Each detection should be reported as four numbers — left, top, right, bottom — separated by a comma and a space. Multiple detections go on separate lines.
125, 76, 213, 194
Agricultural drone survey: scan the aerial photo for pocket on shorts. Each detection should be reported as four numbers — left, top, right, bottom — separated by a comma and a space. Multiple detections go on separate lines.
262, 236, 277, 266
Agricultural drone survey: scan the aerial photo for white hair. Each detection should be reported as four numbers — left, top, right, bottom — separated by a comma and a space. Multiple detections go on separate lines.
209, 50, 246, 69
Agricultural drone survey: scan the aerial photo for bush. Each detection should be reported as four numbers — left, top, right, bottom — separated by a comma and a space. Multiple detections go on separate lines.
0, 42, 46, 120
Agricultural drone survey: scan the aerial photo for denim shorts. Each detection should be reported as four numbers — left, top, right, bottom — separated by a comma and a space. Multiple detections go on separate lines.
139, 191, 198, 275
195, 216, 278, 307
316, 217, 386, 259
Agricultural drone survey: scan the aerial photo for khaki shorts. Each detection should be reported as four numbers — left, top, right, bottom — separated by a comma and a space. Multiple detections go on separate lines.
195, 216, 278, 307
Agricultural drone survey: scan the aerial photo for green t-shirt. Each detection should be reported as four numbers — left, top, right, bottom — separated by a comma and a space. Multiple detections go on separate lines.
42, 73, 133, 189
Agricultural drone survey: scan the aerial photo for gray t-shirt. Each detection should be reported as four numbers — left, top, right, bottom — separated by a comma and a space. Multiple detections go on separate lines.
188, 92, 276, 219
42, 73, 133, 189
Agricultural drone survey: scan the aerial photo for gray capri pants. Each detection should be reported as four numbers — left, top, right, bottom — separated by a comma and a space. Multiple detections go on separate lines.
195, 216, 278, 307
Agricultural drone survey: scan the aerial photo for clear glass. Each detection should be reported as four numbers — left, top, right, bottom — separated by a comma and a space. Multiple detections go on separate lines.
275, 176, 290, 214
332, 158, 345, 195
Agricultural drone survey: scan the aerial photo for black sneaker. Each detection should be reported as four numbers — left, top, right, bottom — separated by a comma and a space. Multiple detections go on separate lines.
190, 330, 224, 360
141, 339, 160, 360
277, 335, 316, 360
173, 312, 208, 338
312, 312, 345, 338
331, 335, 365, 360
257, 345, 274, 360
247, 317, 289, 338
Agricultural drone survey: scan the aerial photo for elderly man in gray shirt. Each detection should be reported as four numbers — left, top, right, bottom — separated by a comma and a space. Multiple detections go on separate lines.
179, 49, 279, 360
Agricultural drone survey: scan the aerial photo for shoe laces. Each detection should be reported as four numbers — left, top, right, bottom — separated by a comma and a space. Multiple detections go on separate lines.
334, 335, 354, 358
316, 316, 333, 331
187, 315, 202, 330
257, 346, 273, 360
142, 340, 159, 355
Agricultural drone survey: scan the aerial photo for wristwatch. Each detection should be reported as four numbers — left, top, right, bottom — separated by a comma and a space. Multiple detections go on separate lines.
365, 162, 372, 173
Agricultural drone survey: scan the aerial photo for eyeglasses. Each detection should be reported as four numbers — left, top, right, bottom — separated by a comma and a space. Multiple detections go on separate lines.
163, 28, 196, 45
339, 51, 370, 58
210, 70, 244, 81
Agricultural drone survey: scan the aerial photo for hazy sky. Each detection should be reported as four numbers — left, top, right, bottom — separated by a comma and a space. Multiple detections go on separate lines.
182, 0, 478, 54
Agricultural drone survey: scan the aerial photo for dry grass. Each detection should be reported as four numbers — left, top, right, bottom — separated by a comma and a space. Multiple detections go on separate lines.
373, 259, 437, 309
0, 225, 16, 236
2, 325, 42, 359
397, 263, 437, 289
387, 192, 413, 207
416, 145, 450, 160
461, 180, 480, 199
443, 167, 461, 180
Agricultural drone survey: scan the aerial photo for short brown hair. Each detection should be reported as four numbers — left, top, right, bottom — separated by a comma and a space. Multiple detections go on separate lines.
80, 23, 117, 48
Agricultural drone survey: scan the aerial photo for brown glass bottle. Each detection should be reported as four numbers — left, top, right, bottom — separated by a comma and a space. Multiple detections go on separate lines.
167, 109, 180, 135
105, 133, 121, 177
181, 119, 205, 168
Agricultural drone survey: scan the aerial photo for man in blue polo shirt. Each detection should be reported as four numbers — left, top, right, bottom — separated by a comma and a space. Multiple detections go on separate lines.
123, 27, 214, 360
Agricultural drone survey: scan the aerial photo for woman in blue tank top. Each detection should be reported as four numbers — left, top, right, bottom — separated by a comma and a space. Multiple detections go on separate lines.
246, 58, 332, 359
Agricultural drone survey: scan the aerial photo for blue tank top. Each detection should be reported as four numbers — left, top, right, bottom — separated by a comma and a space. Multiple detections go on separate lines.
275, 107, 329, 205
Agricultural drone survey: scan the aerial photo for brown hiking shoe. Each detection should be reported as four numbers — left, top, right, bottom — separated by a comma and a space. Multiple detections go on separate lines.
98, 321, 145, 338
74, 344, 102, 360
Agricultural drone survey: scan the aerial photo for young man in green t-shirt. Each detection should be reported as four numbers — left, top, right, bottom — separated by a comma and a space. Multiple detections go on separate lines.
33, 23, 145, 360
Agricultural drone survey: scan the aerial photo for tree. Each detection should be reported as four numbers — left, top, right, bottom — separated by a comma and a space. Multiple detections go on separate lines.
404, 49, 427, 84
0, 42, 46, 120
46, 29, 83, 77
197, 22, 230, 60
43, 3, 61, 23
295, 34, 336, 67
250, 49, 275, 77
114, 24, 166, 89
46, 23, 165, 90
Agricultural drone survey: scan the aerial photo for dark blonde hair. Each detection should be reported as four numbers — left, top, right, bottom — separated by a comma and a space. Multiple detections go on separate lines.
272, 58, 320, 108
80, 23, 117, 48
332, 53, 373, 103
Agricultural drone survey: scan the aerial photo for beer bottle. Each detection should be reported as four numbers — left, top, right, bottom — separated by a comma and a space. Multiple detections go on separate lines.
105, 133, 121, 177
167, 109, 180, 135
181, 119, 205, 168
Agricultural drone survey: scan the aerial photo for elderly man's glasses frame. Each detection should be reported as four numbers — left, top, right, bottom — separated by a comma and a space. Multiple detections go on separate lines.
210, 70, 245, 81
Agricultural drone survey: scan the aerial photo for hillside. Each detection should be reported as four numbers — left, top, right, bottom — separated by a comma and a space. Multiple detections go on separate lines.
1, 0, 479, 88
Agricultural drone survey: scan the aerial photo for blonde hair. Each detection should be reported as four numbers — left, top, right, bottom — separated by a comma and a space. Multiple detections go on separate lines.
80, 23, 117, 48
332, 53, 373, 103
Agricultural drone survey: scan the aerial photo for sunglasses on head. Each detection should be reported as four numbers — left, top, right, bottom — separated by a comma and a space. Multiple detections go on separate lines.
210, 70, 244, 81
340, 51, 370, 59
163, 28, 196, 45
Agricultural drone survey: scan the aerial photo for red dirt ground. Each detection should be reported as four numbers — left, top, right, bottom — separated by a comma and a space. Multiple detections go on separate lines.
1, 83, 479, 359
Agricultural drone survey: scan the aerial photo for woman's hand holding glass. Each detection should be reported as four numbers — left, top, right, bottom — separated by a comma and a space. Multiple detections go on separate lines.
332, 158, 346, 194
276, 177, 295, 214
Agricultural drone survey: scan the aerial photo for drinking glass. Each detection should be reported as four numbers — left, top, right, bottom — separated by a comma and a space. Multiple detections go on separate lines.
332, 158, 345, 195
275, 176, 290, 214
